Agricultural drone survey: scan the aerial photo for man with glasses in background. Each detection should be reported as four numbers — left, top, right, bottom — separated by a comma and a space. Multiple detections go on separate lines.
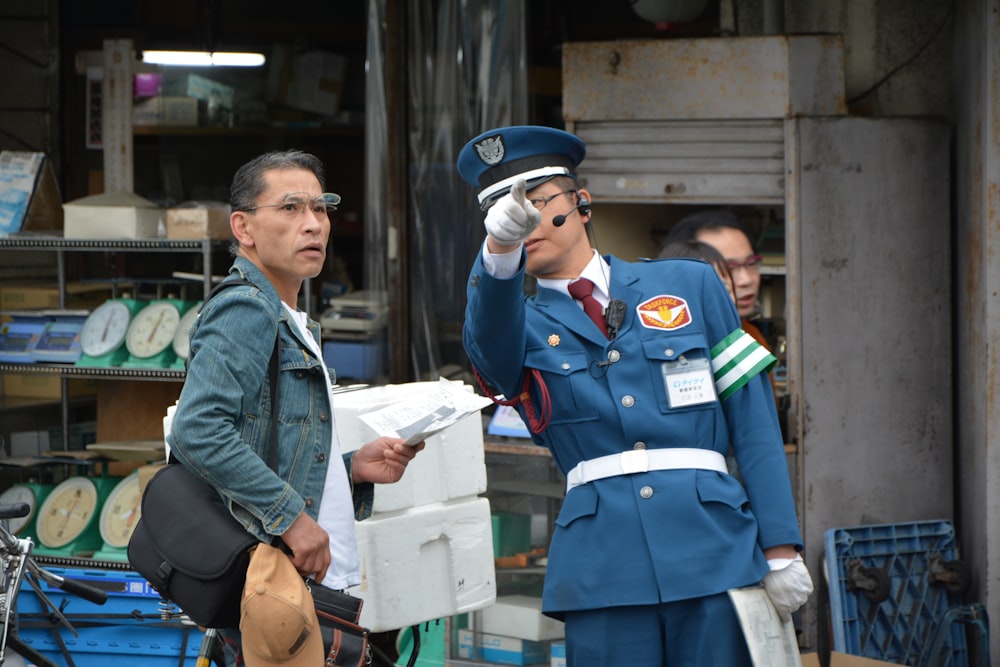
663, 210, 770, 352
169, 149, 423, 666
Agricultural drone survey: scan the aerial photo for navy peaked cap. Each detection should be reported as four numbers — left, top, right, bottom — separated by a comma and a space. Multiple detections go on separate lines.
457, 125, 586, 209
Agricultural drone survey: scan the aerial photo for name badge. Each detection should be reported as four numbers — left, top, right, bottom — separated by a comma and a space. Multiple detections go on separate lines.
662, 356, 718, 408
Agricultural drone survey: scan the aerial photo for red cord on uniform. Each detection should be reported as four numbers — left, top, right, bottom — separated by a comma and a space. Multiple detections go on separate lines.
472, 366, 551, 434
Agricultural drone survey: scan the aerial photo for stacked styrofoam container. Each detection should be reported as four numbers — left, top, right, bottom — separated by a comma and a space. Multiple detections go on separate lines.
335, 381, 496, 632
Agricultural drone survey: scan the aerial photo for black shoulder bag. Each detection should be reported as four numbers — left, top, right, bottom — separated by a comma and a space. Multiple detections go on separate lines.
127, 279, 279, 628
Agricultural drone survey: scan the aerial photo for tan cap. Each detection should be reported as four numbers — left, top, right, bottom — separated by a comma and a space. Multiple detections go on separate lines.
240, 543, 325, 665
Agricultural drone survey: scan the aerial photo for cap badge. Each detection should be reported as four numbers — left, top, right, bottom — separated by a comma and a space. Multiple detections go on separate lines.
475, 135, 505, 166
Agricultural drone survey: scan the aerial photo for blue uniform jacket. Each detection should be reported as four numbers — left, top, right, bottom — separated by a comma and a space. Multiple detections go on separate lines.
463, 251, 803, 618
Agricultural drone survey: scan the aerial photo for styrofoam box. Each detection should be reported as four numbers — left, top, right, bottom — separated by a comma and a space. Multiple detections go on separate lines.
63, 191, 164, 239
346, 496, 496, 632
480, 595, 565, 642
334, 382, 487, 513
457, 629, 548, 666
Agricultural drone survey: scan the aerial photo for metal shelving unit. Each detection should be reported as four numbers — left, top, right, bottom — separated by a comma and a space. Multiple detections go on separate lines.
0, 236, 218, 451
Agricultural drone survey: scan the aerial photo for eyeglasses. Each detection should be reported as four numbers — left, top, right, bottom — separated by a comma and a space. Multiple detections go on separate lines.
726, 255, 763, 272
238, 192, 341, 217
527, 189, 577, 211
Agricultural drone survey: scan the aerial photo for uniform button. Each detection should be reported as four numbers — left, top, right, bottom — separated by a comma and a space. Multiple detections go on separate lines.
319, 412, 329, 422
621, 395, 635, 407
633, 442, 646, 450
317, 453, 326, 463
665, 348, 674, 357
640, 486, 653, 498
561, 362, 571, 370
305, 497, 315, 507
608, 350, 621, 363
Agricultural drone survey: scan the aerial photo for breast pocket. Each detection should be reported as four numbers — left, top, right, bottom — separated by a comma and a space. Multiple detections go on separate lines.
277, 343, 322, 426
642, 332, 718, 415
525, 347, 599, 425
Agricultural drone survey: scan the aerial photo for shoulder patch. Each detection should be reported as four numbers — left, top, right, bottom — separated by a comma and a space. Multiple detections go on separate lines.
636, 295, 692, 330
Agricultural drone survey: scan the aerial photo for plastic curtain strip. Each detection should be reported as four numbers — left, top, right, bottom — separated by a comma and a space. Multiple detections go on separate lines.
365, 0, 528, 382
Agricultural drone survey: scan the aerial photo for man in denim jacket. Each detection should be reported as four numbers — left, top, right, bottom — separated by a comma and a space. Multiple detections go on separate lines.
168, 150, 423, 665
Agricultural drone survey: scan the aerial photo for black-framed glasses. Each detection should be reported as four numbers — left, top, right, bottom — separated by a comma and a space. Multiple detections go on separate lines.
726, 255, 763, 272
527, 189, 577, 211
238, 192, 341, 217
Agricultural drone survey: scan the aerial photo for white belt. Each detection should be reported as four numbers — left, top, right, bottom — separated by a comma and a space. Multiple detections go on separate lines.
565, 448, 728, 492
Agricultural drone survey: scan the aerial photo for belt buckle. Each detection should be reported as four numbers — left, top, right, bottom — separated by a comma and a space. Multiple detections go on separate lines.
619, 449, 649, 474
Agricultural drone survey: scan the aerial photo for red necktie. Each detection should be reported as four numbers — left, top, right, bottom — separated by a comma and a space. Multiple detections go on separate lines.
568, 278, 608, 337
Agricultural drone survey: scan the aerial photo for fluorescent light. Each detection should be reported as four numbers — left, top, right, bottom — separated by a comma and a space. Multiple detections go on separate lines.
210, 52, 266, 67
142, 50, 266, 67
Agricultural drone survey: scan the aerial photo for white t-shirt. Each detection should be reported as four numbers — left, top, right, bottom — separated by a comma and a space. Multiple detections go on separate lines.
283, 304, 360, 590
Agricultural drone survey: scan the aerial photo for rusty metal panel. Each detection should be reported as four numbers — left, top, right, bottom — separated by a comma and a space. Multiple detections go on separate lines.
563, 35, 846, 122
574, 119, 785, 204
786, 116, 951, 646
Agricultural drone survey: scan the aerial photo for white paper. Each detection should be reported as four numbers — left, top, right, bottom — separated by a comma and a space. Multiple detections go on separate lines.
358, 377, 492, 445
727, 587, 803, 667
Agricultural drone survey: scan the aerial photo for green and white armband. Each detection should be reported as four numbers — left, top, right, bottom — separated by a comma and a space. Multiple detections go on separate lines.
710, 328, 778, 400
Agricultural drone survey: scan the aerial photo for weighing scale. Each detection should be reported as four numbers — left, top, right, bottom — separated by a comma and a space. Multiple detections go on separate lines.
33, 475, 121, 558
77, 298, 147, 367
0, 482, 54, 544
121, 299, 193, 369
31, 311, 90, 363
93, 472, 142, 562
170, 301, 202, 370
0, 313, 49, 363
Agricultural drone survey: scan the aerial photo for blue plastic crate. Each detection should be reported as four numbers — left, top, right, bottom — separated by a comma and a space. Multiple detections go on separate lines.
17, 625, 204, 667
16, 565, 204, 666
19, 566, 165, 622
825, 520, 969, 666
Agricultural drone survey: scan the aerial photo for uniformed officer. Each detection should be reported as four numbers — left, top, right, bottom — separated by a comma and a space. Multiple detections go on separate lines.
457, 125, 813, 667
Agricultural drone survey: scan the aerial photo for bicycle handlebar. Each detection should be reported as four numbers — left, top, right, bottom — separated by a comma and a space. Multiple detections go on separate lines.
48, 573, 109, 606
0, 503, 29, 520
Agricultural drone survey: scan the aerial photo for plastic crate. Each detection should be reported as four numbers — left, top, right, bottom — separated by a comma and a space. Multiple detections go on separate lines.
824, 520, 970, 666
16, 566, 204, 666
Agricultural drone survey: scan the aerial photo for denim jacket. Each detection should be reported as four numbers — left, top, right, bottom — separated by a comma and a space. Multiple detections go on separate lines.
168, 256, 373, 544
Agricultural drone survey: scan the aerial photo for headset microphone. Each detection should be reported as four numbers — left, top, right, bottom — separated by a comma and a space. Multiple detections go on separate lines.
552, 198, 591, 228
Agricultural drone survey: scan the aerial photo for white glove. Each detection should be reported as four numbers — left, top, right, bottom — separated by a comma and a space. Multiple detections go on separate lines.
483, 179, 542, 245
762, 554, 813, 622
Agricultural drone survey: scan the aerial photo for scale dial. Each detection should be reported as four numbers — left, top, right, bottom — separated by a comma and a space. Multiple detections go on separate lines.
99, 474, 142, 548
36, 477, 99, 549
126, 301, 181, 359
80, 301, 133, 357
0, 484, 41, 535
172, 303, 201, 360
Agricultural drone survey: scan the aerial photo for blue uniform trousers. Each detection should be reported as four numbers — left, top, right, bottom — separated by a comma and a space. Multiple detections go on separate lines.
563, 592, 753, 667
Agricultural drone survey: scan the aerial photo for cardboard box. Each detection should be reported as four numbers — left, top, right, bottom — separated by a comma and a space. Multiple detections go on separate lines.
456, 629, 547, 666
2, 374, 98, 400
166, 202, 231, 240
550, 641, 565, 667
0, 151, 63, 235
165, 73, 235, 110
267, 45, 346, 116
63, 192, 164, 239
132, 96, 198, 127
0, 282, 112, 310
480, 595, 565, 642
